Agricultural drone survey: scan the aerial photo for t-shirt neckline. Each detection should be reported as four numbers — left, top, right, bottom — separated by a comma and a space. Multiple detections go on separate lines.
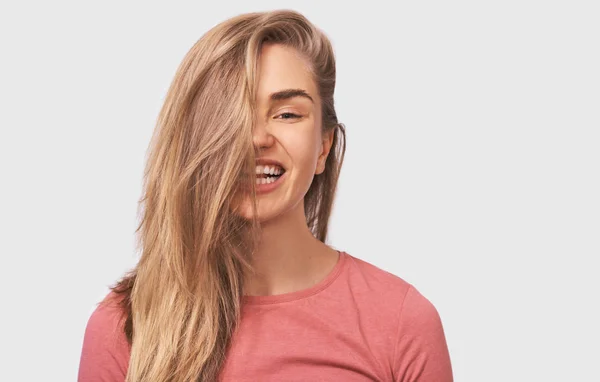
242, 250, 347, 306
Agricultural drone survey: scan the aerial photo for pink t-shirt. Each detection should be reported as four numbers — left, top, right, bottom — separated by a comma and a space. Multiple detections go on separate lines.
78, 251, 453, 381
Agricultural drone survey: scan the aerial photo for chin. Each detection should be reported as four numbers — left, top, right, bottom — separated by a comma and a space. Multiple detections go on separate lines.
233, 179, 305, 222
234, 199, 283, 222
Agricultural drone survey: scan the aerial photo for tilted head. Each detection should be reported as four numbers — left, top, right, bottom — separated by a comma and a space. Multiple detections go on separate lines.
118, 10, 346, 381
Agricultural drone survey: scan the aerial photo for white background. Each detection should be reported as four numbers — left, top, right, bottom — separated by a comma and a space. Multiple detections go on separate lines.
1, 1, 598, 381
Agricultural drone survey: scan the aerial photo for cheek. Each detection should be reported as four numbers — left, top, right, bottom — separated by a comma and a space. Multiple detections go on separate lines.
282, 129, 321, 172
288, 148, 318, 187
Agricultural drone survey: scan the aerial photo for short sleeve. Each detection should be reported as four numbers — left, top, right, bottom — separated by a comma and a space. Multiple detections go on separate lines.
78, 294, 131, 382
391, 285, 453, 382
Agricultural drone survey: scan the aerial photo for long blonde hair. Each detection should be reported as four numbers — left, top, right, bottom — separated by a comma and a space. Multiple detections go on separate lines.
109, 9, 346, 381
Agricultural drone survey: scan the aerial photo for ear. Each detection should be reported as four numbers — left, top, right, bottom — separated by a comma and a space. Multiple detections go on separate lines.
315, 127, 336, 175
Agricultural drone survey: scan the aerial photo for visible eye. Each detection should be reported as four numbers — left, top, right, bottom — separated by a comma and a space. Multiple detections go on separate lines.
275, 112, 302, 120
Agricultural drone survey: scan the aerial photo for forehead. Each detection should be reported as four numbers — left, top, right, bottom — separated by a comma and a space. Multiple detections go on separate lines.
256, 44, 317, 102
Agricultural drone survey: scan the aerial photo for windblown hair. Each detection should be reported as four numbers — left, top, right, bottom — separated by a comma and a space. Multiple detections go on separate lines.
108, 9, 346, 381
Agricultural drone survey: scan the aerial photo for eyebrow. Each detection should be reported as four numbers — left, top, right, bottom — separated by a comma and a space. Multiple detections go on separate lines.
269, 88, 314, 104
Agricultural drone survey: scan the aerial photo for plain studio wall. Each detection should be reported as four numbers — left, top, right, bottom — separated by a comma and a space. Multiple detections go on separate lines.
0, 1, 598, 381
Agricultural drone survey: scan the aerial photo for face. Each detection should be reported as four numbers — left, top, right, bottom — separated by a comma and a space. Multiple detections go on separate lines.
235, 43, 334, 222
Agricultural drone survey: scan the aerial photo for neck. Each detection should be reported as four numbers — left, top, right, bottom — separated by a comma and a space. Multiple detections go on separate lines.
243, 199, 338, 297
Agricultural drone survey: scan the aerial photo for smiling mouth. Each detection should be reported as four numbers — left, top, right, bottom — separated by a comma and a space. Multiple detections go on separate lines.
255, 164, 285, 185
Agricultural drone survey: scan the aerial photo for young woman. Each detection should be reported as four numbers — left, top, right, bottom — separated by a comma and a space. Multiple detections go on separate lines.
78, 9, 453, 382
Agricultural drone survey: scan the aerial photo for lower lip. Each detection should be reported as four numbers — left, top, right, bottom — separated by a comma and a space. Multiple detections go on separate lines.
256, 171, 287, 194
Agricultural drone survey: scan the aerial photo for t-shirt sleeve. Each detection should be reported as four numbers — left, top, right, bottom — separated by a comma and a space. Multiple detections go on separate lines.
78, 295, 130, 382
391, 285, 453, 382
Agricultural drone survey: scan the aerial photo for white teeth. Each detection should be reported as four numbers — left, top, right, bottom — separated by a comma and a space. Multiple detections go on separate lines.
255, 164, 284, 175
254, 164, 284, 187
255, 176, 279, 185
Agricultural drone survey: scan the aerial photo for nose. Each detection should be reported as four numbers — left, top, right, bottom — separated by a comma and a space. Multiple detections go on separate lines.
252, 121, 275, 150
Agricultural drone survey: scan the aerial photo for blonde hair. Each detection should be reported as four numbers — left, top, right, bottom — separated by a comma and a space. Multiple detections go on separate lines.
109, 9, 346, 381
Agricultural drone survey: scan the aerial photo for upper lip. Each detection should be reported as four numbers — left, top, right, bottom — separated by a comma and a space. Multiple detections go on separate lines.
256, 158, 286, 170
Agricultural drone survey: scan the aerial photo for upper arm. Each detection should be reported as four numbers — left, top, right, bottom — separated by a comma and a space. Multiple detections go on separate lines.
78, 297, 130, 382
391, 285, 453, 382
